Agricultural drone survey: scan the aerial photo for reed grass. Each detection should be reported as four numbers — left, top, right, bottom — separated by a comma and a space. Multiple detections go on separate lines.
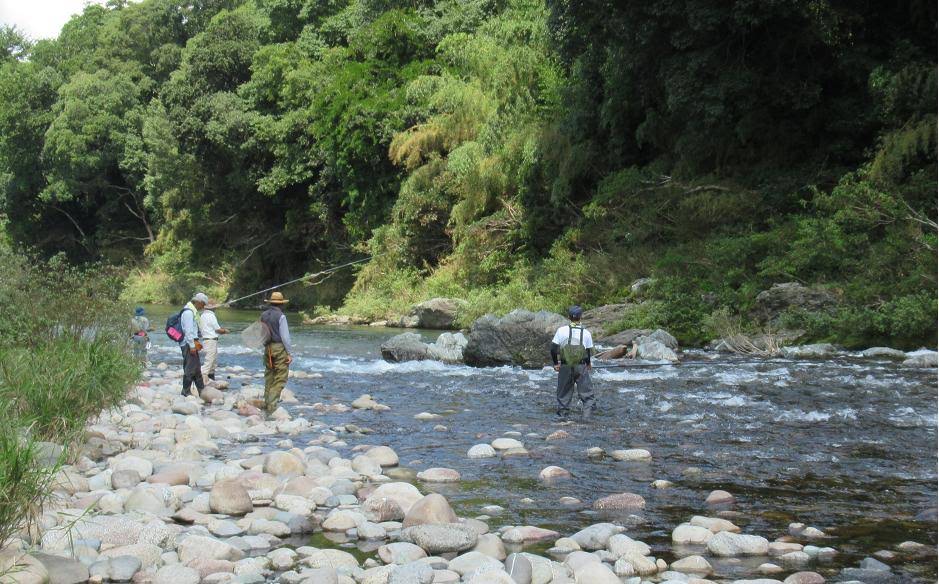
0, 246, 141, 546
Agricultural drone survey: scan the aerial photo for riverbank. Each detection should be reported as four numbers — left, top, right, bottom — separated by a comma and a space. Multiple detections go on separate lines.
2, 334, 936, 583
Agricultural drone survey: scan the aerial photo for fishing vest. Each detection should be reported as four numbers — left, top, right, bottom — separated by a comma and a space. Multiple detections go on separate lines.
260, 307, 284, 345
560, 324, 588, 366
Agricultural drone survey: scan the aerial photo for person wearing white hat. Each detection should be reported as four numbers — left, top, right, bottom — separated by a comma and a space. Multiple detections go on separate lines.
199, 300, 229, 385
179, 292, 208, 397
260, 291, 293, 413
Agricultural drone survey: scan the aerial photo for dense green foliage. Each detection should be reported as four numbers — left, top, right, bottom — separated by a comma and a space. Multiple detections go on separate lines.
0, 0, 935, 347
0, 245, 140, 545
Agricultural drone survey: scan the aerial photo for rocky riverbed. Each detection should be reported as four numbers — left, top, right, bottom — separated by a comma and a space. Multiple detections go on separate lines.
2, 312, 936, 584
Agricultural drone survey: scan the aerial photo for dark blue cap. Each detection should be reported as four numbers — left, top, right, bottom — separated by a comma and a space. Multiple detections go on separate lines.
568, 305, 583, 319
135, 307, 145, 316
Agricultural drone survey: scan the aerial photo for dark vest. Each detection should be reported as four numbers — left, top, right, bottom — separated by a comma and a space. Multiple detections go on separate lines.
260, 307, 284, 344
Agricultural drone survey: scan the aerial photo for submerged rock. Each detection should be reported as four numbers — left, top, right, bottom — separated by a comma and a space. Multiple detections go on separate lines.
860, 347, 907, 360
381, 333, 431, 362
781, 344, 838, 359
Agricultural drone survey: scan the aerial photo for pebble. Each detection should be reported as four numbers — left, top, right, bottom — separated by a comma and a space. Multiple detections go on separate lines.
705, 489, 734, 505
538, 466, 571, 479
416, 467, 461, 482
592, 492, 645, 510
467, 444, 497, 459
491, 438, 523, 450
707, 532, 769, 556
610, 448, 652, 461
545, 430, 570, 440
758, 563, 784, 574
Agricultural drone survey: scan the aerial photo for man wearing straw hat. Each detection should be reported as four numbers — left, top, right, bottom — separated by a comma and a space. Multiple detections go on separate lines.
260, 291, 293, 413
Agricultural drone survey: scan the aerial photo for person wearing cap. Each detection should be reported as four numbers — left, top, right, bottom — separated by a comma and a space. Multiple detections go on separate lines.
179, 292, 208, 397
129, 307, 151, 362
199, 301, 230, 385
550, 305, 595, 421
260, 291, 293, 413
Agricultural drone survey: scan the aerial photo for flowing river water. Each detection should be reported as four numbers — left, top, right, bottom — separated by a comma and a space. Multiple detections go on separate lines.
143, 306, 937, 581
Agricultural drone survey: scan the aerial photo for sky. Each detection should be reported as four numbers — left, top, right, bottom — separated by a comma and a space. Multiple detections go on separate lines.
1, 0, 107, 40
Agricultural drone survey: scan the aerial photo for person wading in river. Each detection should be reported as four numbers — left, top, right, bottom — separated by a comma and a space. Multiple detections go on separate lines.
550, 305, 595, 421
260, 291, 293, 414
129, 307, 151, 362
179, 293, 208, 397
200, 301, 229, 385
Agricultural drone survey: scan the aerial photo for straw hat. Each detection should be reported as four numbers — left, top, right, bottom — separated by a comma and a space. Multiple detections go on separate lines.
267, 291, 289, 305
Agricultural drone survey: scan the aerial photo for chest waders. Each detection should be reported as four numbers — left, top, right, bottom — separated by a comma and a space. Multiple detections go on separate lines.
556, 324, 595, 419
560, 324, 587, 366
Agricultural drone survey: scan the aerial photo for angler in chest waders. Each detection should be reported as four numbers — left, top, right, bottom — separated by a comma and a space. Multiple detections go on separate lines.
260, 292, 293, 414
551, 305, 595, 422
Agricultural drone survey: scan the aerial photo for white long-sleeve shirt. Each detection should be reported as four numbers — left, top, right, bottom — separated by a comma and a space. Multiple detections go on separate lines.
278, 314, 292, 355
179, 302, 200, 349
200, 309, 222, 340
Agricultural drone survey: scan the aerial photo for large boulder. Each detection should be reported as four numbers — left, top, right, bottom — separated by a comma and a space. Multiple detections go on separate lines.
381, 333, 431, 362
427, 333, 468, 363
411, 298, 464, 330
903, 350, 938, 368
751, 282, 838, 324
635, 339, 679, 362
463, 310, 567, 368
381, 332, 468, 364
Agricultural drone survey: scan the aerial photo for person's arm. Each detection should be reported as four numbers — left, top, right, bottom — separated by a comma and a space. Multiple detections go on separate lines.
585, 347, 592, 367
279, 314, 292, 356
550, 343, 560, 370
209, 313, 228, 334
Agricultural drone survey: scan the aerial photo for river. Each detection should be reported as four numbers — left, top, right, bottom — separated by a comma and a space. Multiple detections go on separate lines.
142, 305, 938, 581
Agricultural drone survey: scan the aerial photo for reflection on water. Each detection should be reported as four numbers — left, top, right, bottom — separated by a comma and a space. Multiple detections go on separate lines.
142, 305, 937, 581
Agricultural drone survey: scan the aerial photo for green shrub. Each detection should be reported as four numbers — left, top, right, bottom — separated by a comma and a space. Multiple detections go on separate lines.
0, 422, 60, 548
0, 337, 139, 439
0, 245, 140, 546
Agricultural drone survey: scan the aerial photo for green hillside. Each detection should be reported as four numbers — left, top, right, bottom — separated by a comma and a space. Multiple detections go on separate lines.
0, 0, 935, 347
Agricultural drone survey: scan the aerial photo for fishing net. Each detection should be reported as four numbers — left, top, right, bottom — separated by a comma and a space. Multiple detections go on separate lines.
241, 320, 270, 351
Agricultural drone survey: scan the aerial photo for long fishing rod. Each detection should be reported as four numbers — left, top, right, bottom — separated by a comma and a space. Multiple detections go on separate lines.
220, 256, 374, 307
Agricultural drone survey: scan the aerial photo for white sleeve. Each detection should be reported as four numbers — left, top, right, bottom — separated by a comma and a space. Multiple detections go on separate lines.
551, 327, 563, 345
584, 330, 594, 349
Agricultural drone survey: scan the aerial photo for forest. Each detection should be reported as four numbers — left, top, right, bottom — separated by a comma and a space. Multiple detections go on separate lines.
0, 0, 935, 348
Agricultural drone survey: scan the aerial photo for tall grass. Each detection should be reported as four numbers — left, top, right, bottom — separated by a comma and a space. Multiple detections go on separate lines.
0, 246, 140, 546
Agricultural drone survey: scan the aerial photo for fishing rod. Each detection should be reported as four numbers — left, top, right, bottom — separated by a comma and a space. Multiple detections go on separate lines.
220, 256, 374, 307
